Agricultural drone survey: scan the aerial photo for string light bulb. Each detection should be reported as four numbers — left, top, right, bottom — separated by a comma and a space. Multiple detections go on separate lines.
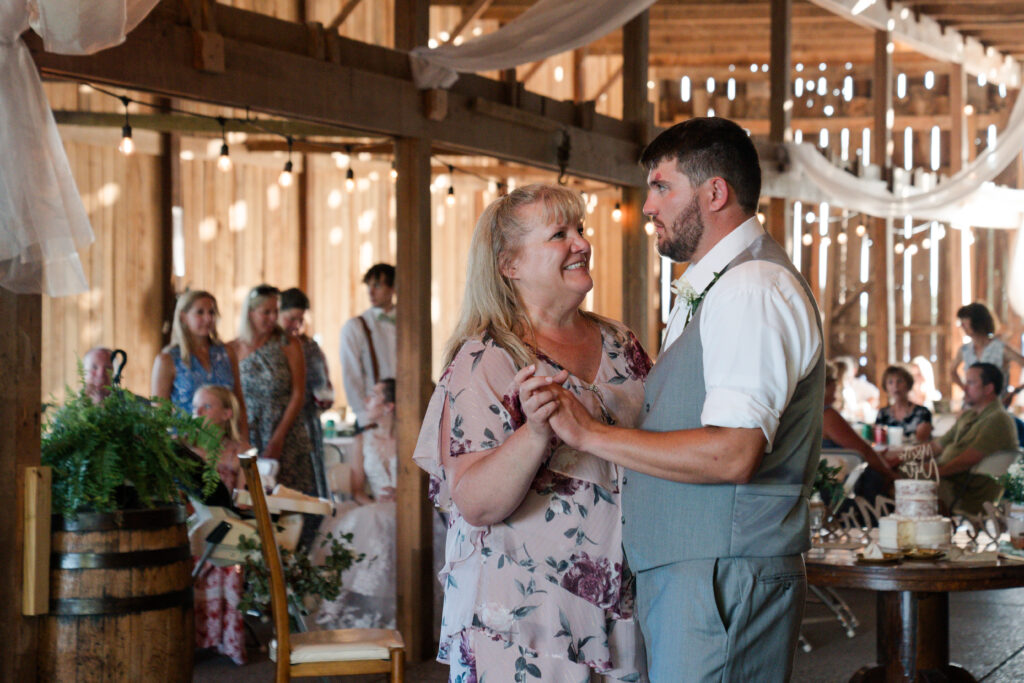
644, 221, 655, 236
344, 145, 355, 191
612, 202, 622, 222
216, 117, 231, 172
278, 136, 294, 188
390, 162, 398, 180
119, 123, 135, 156
117, 96, 134, 156
446, 165, 456, 206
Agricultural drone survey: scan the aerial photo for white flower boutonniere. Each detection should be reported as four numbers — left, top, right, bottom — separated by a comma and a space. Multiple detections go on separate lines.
671, 271, 725, 326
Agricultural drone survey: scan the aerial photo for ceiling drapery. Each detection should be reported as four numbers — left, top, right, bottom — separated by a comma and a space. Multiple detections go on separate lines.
409, 0, 657, 90
0, 0, 158, 296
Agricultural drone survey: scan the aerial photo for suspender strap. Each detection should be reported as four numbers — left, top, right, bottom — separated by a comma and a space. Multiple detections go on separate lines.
356, 316, 380, 384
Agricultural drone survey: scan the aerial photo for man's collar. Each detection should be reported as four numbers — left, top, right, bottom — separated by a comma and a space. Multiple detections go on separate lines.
682, 216, 764, 292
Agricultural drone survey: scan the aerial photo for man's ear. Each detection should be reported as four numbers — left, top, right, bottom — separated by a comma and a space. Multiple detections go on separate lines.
705, 177, 730, 212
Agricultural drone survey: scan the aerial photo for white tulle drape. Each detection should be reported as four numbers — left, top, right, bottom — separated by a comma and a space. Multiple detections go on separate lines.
409, 0, 657, 89
0, 0, 158, 296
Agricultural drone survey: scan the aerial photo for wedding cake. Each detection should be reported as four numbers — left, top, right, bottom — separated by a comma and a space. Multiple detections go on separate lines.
878, 479, 951, 549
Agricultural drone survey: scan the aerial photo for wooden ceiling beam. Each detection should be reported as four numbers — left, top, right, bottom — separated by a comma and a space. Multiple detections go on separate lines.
444, 0, 493, 43
28, 2, 644, 187
328, 0, 365, 31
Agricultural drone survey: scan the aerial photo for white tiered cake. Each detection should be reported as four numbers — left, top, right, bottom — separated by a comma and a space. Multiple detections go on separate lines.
878, 479, 951, 550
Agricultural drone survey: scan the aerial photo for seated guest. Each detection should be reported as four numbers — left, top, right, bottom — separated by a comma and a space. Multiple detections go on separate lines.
835, 356, 880, 423
189, 384, 253, 666
823, 362, 896, 507
876, 364, 933, 443
909, 356, 941, 412
888, 362, 1018, 514
83, 346, 114, 404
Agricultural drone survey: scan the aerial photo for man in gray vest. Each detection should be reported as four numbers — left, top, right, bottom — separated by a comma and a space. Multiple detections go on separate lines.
538, 117, 824, 680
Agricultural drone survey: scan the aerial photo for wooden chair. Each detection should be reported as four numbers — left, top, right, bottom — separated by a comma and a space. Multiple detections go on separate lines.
239, 453, 405, 682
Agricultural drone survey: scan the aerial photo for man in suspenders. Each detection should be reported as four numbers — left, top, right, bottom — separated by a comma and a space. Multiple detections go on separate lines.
340, 263, 396, 429
531, 118, 824, 681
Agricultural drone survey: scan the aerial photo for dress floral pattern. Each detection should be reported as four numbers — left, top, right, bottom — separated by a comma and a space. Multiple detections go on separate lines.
170, 343, 235, 414
193, 561, 246, 664
414, 317, 651, 681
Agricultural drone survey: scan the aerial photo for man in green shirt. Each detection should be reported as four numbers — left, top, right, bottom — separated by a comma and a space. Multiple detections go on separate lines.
893, 362, 1018, 513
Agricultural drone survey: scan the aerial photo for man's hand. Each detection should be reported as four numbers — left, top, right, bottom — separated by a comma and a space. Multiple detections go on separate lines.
546, 385, 601, 451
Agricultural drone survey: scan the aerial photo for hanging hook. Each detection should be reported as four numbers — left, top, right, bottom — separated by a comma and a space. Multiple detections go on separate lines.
110, 349, 127, 387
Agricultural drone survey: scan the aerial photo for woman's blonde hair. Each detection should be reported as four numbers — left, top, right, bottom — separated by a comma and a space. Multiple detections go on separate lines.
442, 184, 591, 369
170, 290, 221, 365
237, 284, 281, 344
195, 384, 241, 441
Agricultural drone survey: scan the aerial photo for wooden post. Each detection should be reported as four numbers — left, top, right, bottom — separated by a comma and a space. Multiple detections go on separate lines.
870, 29, 893, 385
158, 99, 181, 345
942, 64, 967, 398
393, 0, 433, 663
0, 290, 42, 680
297, 153, 310, 292
621, 10, 653, 349
767, 0, 792, 250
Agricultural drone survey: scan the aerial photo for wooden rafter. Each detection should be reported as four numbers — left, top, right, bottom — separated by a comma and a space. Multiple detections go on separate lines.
445, 0, 494, 43
328, 0, 365, 31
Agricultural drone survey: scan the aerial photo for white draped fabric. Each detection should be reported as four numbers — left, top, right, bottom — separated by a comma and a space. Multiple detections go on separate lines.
409, 0, 657, 89
0, 0, 158, 296
780, 86, 1024, 230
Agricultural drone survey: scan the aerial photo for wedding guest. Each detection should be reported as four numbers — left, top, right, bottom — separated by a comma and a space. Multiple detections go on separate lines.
339, 264, 395, 428
152, 290, 248, 438
315, 379, 397, 630
531, 118, 820, 681
952, 302, 1024, 403
413, 184, 649, 681
280, 287, 333, 498
823, 362, 895, 511
230, 284, 317, 546
835, 355, 879, 423
189, 383, 251, 665
875, 365, 933, 443
83, 346, 114, 404
889, 362, 1017, 514
909, 356, 941, 412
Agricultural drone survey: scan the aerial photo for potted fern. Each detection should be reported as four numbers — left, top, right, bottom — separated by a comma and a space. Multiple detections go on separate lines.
39, 380, 222, 682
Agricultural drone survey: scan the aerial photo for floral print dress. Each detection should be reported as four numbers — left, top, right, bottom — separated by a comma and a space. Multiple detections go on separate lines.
414, 318, 651, 682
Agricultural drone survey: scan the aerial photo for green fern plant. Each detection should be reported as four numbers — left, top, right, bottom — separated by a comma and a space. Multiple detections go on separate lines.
42, 382, 223, 517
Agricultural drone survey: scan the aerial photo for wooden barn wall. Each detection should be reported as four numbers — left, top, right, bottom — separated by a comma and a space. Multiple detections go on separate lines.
40, 83, 165, 402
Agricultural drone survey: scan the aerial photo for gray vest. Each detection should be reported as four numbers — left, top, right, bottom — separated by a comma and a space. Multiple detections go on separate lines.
623, 233, 824, 571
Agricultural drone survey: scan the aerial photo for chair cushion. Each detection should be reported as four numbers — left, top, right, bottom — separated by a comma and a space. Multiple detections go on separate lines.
270, 628, 404, 664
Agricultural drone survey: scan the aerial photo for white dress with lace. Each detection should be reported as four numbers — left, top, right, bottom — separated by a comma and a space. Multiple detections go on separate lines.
313, 433, 396, 629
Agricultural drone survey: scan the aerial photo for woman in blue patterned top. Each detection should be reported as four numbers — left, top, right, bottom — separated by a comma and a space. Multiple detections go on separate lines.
152, 290, 248, 439
875, 364, 932, 443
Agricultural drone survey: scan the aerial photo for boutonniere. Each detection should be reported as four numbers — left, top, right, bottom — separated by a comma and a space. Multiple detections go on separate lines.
672, 271, 724, 326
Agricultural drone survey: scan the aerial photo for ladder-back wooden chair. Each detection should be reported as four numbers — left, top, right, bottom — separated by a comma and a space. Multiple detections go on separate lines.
239, 453, 405, 682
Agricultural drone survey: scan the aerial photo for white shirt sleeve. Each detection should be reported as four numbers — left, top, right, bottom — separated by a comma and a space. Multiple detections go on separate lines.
340, 316, 369, 424
699, 261, 822, 448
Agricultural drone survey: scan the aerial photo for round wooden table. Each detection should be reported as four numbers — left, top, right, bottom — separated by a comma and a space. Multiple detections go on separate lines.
805, 547, 1024, 682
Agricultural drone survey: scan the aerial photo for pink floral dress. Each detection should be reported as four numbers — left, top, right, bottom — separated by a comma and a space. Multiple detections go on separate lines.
414, 318, 651, 681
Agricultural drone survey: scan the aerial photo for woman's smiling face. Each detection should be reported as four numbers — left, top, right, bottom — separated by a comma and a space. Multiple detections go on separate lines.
503, 200, 593, 305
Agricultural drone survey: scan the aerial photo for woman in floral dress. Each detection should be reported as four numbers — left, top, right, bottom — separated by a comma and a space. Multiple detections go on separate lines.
230, 284, 316, 547
414, 184, 650, 682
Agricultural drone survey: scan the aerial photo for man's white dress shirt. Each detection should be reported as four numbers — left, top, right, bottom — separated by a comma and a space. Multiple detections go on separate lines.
663, 217, 822, 449
339, 306, 396, 425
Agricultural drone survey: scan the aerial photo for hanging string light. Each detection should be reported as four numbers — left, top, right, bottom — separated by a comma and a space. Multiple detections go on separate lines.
446, 165, 456, 206
278, 136, 294, 188
345, 146, 355, 192
117, 96, 134, 156
216, 117, 232, 172
612, 202, 622, 222
390, 161, 398, 181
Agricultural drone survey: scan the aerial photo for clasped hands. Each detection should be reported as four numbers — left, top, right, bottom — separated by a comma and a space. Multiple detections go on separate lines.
514, 364, 595, 450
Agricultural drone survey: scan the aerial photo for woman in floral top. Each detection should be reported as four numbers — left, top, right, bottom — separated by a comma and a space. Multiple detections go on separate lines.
414, 185, 650, 682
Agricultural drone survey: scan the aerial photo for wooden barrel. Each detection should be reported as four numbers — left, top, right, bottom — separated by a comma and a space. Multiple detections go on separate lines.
39, 505, 194, 682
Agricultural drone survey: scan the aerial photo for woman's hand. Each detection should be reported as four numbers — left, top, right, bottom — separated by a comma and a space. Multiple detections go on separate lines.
515, 365, 569, 441
377, 486, 396, 502
262, 435, 284, 461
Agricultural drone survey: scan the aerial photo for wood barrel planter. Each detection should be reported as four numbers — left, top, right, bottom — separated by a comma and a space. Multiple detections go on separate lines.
39, 505, 194, 682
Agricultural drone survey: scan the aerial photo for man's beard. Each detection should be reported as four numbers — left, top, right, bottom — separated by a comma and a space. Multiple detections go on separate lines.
656, 195, 704, 262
